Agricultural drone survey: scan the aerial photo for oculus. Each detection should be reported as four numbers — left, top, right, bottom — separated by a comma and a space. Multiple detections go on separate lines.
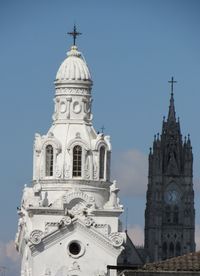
67, 240, 85, 258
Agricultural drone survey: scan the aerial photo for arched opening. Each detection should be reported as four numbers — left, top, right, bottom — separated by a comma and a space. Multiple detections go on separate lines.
173, 205, 179, 224
46, 145, 53, 176
169, 242, 174, 258
106, 151, 111, 181
99, 146, 105, 179
162, 242, 167, 260
73, 145, 82, 177
176, 242, 181, 256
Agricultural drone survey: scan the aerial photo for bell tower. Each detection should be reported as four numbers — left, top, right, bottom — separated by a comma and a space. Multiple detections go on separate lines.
15, 27, 143, 276
144, 78, 195, 262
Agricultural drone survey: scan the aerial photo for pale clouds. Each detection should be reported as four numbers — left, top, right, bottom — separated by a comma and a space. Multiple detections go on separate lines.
194, 177, 200, 193
127, 224, 144, 247
112, 149, 148, 196
195, 224, 200, 250
0, 240, 20, 276
6, 240, 20, 262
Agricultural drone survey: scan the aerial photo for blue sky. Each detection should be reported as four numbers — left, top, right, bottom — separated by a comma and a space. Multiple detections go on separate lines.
1, 0, 200, 274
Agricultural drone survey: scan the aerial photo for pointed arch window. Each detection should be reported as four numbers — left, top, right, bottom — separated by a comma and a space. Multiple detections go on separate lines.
173, 205, 179, 224
169, 242, 174, 258
106, 151, 111, 181
162, 242, 167, 260
73, 145, 82, 177
46, 145, 54, 176
99, 146, 105, 179
176, 242, 181, 256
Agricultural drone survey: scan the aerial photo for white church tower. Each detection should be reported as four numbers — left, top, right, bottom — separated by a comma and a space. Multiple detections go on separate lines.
15, 26, 140, 276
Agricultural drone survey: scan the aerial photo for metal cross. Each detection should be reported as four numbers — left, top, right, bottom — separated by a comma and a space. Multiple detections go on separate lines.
67, 24, 82, 46
168, 76, 177, 93
101, 125, 105, 133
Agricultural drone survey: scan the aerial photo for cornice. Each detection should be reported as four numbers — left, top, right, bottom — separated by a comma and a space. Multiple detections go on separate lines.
91, 209, 123, 217
32, 179, 111, 190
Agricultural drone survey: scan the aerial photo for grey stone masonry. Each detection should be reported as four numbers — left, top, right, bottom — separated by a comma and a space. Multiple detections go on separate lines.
144, 90, 195, 262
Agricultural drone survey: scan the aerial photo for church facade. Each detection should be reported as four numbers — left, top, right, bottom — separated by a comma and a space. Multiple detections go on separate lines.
144, 81, 195, 262
15, 28, 196, 275
15, 28, 142, 276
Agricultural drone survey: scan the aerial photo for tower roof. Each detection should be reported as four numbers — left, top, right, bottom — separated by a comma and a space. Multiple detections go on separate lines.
167, 92, 176, 122
167, 77, 177, 122
55, 45, 92, 82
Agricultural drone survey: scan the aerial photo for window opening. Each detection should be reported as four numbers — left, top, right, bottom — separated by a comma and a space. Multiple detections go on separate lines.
73, 145, 82, 177
173, 205, 179, 224
169, 242, 174, 258
162, 242, 167, 260
176, 242, 181, 256
99, 146, 105, 179
46, 145, 53, 176
69, 242, 81, 255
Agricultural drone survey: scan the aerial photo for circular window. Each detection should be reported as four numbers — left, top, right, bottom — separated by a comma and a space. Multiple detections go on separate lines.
67, 240, 85, 258
69, 242, 81, 255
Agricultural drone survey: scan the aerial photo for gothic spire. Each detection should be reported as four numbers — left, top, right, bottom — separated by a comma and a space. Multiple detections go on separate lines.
167, 77, 177, 122
168, 91, 176, 121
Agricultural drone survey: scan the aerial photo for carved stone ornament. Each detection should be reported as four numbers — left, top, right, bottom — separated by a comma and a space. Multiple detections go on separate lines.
64, 164, 70, 179
84, 155, 90, 179
109, 232, 124, 247
84, 217, 94, 227
29, 230, 43, 245
71, 202, 86, 215
45, 222, 58, 234
58, 216, 72, 228
60, 101, 67, 113
94, 224, 110, 236
33, 182, 42, 193
56, 88, 90, 96
68, 261, 80, 273
93, 161, 98, 180
73, 101, 82, 114
75, 132, 81, 139
63, 190, 95, 206
40, 166, 44, 179
55, 165, 61, 178
63, 216, 72, 225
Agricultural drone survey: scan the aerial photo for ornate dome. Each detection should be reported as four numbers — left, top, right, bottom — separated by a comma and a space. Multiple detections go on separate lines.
55, 46, 92, 82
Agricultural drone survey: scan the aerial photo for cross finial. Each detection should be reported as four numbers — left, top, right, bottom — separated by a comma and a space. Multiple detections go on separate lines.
168, 76, 177, 94
67, 24, 82, 46
101, 125, 105, 133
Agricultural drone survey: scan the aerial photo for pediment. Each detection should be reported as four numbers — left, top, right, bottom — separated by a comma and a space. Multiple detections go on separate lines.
30, 219, 122, 257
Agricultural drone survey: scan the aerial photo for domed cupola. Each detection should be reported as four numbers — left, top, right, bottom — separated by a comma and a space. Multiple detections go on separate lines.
52, 28, 94, 124
55, 45, 92, 84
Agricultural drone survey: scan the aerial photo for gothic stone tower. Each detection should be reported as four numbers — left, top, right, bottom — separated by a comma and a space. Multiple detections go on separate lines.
15, 29, 141, 276
144, 79, 195, 262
